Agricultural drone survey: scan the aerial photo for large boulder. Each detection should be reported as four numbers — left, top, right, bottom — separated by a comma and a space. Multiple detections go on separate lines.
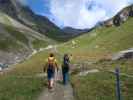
112, 48, 133, 60
129, 7, 133, 17
0, 63, 8, 70
113, 15, 121, 26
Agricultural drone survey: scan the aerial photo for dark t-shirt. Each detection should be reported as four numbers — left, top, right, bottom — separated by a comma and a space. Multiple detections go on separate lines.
62, 57, 70, 73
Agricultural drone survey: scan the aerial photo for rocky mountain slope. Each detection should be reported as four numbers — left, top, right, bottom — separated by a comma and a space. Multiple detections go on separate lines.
0, 0, 70, 40
0, 11, 51, 65
0, 0, 67, 65
103, 4, 133, 27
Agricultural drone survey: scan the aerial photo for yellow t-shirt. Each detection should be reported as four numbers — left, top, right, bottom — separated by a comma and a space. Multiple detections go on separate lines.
46, 57, 57, 63
45, 57, 58, 69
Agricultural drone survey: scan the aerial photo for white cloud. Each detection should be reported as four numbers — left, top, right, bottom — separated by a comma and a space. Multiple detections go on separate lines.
49, 0, 133, 29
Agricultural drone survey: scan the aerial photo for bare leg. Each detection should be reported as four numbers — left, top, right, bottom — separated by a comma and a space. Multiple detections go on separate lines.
51, 78, 54, 88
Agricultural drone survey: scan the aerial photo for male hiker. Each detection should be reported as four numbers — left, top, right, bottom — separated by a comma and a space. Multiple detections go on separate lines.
44, 53, 58, 89
62, 54, 71, 85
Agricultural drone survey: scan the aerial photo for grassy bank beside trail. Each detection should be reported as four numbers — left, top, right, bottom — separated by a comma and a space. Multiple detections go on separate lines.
0, 50, 50, 100
0, 75, 44, 100
0, 49, 64, 100
71, 58, 133, 100
71, 71, 133, 100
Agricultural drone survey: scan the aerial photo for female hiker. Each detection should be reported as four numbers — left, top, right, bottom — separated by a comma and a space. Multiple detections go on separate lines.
44, 53, 58, 89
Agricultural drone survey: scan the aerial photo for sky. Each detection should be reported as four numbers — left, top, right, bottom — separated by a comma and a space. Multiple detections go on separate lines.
19, 0, 133, 29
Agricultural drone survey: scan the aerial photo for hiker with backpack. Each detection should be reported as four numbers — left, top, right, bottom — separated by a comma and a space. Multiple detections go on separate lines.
44, 53, 58, 89
62, 54, 71, 85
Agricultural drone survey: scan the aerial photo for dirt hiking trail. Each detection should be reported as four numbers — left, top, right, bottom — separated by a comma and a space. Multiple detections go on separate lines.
37, 71, 74, 100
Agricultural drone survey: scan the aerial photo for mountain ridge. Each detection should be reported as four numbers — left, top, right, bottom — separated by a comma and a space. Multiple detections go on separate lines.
0, 0, 61, 65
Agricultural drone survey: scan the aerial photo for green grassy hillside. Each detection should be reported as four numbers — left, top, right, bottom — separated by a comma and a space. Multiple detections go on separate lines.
0, 12, 56, 51
66, 17, 133, 100
58, 17, 133, 60
0, 17, 133, 100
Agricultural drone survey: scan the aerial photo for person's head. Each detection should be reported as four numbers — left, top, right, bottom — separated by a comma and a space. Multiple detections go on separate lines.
64, 54, 69, 60
49, 53, 54, 57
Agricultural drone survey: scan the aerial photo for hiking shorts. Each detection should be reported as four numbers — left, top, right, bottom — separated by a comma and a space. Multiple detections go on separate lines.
47, 69, 55, 80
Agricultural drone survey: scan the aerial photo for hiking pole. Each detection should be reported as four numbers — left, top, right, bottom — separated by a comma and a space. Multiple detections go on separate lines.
115, 68, 122, 100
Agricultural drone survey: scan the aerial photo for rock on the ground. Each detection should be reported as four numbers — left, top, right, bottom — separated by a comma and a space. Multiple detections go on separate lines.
112, 48, 133, 60
0, 67, 2, 71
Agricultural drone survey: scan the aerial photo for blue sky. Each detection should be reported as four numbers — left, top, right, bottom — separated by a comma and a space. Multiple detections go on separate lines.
19, 0, 133, 29
27, 0, 50, 15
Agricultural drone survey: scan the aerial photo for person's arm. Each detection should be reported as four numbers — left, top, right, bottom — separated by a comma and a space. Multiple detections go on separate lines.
65, 58, 70, 65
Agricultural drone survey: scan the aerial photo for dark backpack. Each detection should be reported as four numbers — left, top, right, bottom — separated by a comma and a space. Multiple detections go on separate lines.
62, 57, 70, 73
